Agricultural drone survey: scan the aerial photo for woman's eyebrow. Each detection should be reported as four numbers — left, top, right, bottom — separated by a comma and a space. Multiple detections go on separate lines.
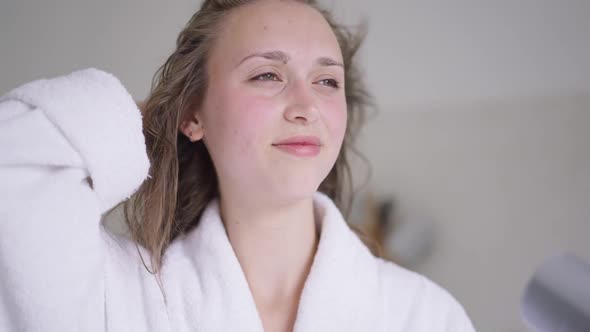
237, 50, 290, 67
236, 50, 343, 68
316, 57, 344, 68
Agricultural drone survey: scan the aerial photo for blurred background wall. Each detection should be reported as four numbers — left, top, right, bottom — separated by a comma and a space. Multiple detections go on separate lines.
1, 1, 589, 331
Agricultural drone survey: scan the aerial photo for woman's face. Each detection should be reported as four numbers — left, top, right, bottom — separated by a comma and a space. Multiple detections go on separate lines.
194, 0, 347, 203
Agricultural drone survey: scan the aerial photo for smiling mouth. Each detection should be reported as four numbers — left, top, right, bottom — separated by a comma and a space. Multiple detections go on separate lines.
272, 135, 322, 158
272, 143, 321, 157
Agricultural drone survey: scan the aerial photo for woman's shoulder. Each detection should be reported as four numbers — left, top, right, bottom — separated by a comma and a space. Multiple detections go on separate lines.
373, 258, 476, 331
374, 257, 450, 304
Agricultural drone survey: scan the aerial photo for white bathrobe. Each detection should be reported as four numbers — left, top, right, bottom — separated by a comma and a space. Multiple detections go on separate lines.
0, 69, 475, 331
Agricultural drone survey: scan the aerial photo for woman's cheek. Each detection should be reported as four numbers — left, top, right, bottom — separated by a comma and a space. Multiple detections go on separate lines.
235, 92, 277, 125
224, 95, 275, 152
323, 99, 347, 146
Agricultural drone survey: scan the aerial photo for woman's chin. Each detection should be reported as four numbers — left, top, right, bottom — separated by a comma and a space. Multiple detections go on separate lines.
264, 181, 321, 204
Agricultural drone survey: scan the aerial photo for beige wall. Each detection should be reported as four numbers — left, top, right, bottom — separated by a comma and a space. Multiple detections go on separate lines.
357, 94, 590, 331
0, 0, 198, 98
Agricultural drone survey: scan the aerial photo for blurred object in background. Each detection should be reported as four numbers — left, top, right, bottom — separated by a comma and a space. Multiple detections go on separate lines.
521, 253, 590, 332
384, 202, 437, 268
349, 191, 436, 267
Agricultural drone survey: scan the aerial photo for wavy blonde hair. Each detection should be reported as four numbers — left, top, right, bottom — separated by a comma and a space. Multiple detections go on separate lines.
124, 0, 372, 275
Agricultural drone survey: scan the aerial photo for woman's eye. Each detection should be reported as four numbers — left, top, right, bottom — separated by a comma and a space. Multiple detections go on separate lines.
251, 72, 281, 81
317, 78, 340, 89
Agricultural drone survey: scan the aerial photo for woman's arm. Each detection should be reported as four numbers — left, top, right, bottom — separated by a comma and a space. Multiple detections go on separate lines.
0, 69, 149, 331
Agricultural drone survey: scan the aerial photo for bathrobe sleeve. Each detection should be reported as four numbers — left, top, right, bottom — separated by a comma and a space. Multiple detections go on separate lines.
0, 69, 149, 331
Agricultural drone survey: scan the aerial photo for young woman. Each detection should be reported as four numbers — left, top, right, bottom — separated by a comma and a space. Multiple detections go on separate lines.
0, 0, 475, 331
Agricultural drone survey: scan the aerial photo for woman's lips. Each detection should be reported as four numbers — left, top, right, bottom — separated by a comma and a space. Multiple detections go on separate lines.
272, 135, 321, 157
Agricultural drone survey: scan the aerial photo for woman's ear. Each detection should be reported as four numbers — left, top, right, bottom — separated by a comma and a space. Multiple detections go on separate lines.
180, 114, 204, 142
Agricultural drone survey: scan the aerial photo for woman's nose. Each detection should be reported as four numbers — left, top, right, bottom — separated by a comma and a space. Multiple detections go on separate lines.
283, 83, 319, 125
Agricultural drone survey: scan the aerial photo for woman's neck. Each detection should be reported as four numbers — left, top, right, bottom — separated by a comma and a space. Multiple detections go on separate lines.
219, 194, 319, 323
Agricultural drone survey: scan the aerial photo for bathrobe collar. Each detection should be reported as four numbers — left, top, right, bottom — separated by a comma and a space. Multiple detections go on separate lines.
183, 191, 381, 332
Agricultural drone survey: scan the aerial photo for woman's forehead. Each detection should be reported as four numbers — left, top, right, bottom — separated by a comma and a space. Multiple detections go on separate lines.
211, 1, 342, 65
